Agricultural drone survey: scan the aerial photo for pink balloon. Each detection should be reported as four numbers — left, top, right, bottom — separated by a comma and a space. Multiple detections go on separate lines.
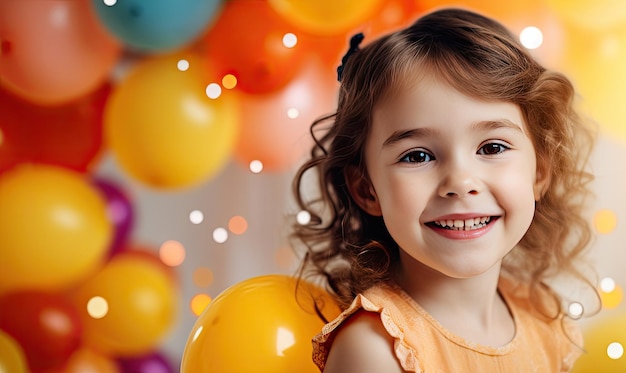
0, 0, 121, 105
233, 59, 338, 172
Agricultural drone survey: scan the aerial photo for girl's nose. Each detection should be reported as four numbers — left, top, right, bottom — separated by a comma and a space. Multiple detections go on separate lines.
437, 165, 482, 198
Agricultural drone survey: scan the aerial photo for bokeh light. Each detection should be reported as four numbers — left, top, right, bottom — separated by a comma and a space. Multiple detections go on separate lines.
568, 302, 584, 318
177, 59, 190, 71
87, 296, 109, 319
159, 240, 186, 267
205, 83, 222, 99
222, 74, 237, 89
520, 26, 543, 49
192, 267, 214, 288
593, 209, 618, 234
296, 210, 311, 225
190, 293, 212, 316
282, 33, 298, 48
189, 209, 204, 224
274, 246, 297, 269
228, 216, 248, 235
287, 107, 299, 119
103, 0, 117, 6
249, 160, 264, 173
212, 227, 228, 243
601, 277, 616, 293
608, 342, 624, 360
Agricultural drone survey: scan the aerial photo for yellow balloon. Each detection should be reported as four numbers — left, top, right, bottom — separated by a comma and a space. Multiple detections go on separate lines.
557, 24, 626, 144
72, 253, 178, 356
547, 0, 626, 30
0, 164, 111, 294
268, 0, 385, 35
105, 53, 240, 189
0, 330, 28, 373
572, 311, 626, 372
181, 274, 341, 373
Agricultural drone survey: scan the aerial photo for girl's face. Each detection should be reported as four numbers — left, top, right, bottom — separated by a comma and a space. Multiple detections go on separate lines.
356, 77, 546, 280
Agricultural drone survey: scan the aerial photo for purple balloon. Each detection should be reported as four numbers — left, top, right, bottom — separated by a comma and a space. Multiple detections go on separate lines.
92, 177, 134, 256
118, 352, 176, 373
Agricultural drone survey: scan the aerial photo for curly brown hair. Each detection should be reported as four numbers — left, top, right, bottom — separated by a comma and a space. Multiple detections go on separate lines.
291, 8, 597, 317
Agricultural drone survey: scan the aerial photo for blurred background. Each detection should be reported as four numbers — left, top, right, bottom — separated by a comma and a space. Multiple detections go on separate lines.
0, 0, 625, 372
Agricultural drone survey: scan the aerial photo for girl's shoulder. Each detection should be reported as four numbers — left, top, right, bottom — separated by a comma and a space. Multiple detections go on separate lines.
312, 283, 426, 372
319, 310, 403, 373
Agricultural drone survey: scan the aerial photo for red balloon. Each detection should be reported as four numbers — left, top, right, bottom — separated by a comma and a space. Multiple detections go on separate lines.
0, 83, 109, 174
0, 291, 82, 371
202, 0, 307, 94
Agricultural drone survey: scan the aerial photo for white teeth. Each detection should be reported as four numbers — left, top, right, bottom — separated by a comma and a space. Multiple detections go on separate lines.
434, 216, 492, 230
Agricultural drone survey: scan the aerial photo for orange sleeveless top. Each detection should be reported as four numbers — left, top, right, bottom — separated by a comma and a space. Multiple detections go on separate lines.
313, 278, 583, 372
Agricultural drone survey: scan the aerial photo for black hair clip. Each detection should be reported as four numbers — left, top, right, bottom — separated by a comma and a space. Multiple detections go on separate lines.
336, 32, 364, 82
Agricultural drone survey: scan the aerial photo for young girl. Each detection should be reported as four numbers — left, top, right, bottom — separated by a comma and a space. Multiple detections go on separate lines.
291, 8, 598, 373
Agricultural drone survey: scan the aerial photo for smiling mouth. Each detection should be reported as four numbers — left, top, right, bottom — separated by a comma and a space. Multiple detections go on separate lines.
428, 216, 494, 231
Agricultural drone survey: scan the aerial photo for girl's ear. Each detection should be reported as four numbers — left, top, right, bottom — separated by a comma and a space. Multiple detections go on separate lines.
533, 163, 551, 201
345, 166, 382, 216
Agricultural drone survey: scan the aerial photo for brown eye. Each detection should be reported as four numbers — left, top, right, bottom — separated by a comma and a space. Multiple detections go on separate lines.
478, 143, 508, 155
400, 150, 434, 164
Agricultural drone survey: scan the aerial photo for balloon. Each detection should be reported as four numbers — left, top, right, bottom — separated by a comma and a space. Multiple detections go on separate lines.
0, 330, 28, 373
267, 0, 385, 36
118, 351, 175, 373
91, 0, 222, 52
571, 311, 626, 372
105, 53, 240, 189
181, 274, 341, 373
44, 348, 121, 373
0, 83, 110, 174
359, 0, 426, 39
0, 164, 112, 294
233, 59, 338, 172
202, 0, 307, 94
546, 0, 626, 31
0, 0, 120, 105
113, 243, 179, 286
92, 178, 134, 257
417, 0, 543, 21
72, 253, 178, 357
556, 24, 626, 144
0, 291, 82, 371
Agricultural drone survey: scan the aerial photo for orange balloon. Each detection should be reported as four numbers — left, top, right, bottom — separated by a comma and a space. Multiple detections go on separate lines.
0, 164, 112, 294
418, 0, 543, 20
181, 274, 341, 373
202, 0, 308, 94
0, 0, 120, 105
234, 59, 338, 172
72, 253, 178, 356
105, 53, 240, 189
268, 0, 385, 36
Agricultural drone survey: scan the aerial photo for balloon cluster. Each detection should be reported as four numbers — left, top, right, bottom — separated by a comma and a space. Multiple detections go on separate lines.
0, 166, 178, 372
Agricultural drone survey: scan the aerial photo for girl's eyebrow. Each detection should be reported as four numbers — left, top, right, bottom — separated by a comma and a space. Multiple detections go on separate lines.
381, 119, 524, 148
382, 127, 436, 147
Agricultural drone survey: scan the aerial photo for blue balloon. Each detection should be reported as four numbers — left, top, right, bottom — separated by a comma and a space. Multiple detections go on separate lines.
91, 0, 223, 52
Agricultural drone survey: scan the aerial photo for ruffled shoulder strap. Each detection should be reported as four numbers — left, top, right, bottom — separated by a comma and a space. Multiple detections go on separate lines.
312, 284, 423, 372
